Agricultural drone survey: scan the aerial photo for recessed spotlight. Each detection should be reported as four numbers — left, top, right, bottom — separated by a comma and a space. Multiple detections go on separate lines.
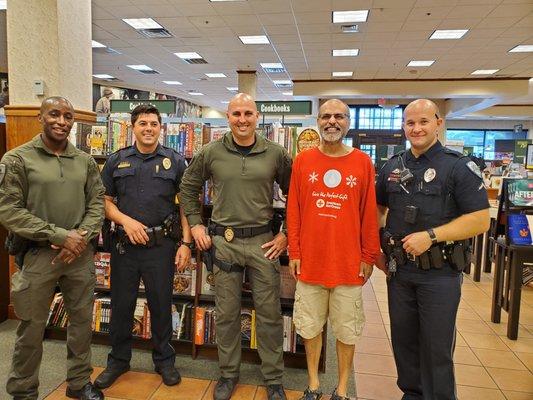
92, 40, 106, 48
332, 10, 369, 23
332, 71, 353, 77
471, 69, 499, 75
163, 81, 183, 85
239, 35, 270, 45
122, 18, 162, 30
509, 45, 533, 53
206, 73, 227, 78
430, 29, 468, 39
333, 49, 359, 56
226, 87, 238, 92
175, 52, 203, 59
93, 74, 115, 79
127, 64, 154, 71
407, 60, 435, 67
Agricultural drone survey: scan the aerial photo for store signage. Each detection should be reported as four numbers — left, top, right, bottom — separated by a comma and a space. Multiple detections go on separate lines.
256, 101, 312, 115
110, 100, 176, 114
507, 179, 533, 207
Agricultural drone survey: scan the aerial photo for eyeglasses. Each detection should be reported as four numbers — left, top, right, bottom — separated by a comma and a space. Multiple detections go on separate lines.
318, 113, 348, 121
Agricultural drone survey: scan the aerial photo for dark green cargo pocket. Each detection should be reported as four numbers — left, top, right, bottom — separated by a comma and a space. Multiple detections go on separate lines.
10, 271, 32, 321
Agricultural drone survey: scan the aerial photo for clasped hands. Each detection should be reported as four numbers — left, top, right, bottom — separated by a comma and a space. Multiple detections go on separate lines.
51, 229, 88, 264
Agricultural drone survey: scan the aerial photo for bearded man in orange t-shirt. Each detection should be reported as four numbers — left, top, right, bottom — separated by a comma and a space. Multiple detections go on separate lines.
287, 99, 380, 400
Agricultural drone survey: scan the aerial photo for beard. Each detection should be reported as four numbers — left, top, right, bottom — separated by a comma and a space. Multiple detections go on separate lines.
320, 128, 344, 143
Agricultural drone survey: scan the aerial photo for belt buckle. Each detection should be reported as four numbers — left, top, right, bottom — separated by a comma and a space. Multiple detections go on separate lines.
407, 252, 416, 262
224, 227, 234, 242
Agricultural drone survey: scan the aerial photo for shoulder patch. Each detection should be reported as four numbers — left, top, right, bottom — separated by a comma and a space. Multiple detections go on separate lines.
0, 163, 5, 186
443, 148, 463, 158
466, 160, 482, 178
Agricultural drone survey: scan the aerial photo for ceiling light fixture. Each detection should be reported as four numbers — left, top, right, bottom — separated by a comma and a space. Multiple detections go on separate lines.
239, 35, 270, 44
127, 64, 154, 71
430, 29, 468, 39
407, 60, 435, 67
332, 10, 369, 23
509, 45, 533, 53
226, 87, 238, 91
471, 69, 499, 75
175, 52, 203, 59
122, 18, 162, 30
92, 40, 106, 48
332, 49, 359, 56
188, 92, 204, 96
206, 73, 227, 78
163, 81, 183, 85
0, 0, 6, 10
282, 92, 293, 96
332, 71, 353, 77
93, 74, 115, 79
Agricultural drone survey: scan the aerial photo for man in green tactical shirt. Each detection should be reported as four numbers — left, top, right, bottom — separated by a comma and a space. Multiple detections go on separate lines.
0, 97, 105, 400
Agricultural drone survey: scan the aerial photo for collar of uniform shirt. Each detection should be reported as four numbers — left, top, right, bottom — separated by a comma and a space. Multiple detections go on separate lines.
406, 140, 443, 162
34, 134, 78, 158
124, 143, 165, 159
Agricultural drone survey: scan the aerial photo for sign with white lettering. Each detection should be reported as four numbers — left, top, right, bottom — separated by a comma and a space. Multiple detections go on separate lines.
255, 101, 312, 115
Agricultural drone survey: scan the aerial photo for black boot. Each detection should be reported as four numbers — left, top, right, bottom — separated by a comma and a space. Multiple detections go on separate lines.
94, 365, 130, 389
155, 365, 181, 386
267, 384, 287, 400
213, 377, 239, 400
65, 383, 104, 400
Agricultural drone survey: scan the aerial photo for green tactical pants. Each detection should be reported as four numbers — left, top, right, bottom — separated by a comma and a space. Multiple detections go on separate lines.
212, 231, 284, 384
7, 246, 96, 400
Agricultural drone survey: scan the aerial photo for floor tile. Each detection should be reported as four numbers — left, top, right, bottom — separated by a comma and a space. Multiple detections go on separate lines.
515, 352, 533, 372
150, 377, 210, 399
454, 364, 497, 389
457, 308, 483, 321
363, 311, 383, 324
456, 385, 505, 400
472, 348, 527, 370
502, 391, 533, 400
461, 332, 509, 350
202, 382, 257, 400
354, 373, 402, 400
353, 353, 397, 377
455, 331, 468, 347
355, 336, 393, 356
102, 370, 162, 400
361, 323, 388, 339
363, 300, 379, 312
254, 386, 303, 399
454, 346, 481, 366
486, 368, 533, 393
457, 319, 495, 335
499, 337, 533, 353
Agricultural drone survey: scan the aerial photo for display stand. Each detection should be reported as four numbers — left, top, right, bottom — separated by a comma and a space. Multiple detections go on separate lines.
490, 178, 533, 339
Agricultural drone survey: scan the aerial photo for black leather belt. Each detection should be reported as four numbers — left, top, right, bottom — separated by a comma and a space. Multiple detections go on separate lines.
28, 241, 52, 248
209, 222, 272, 242
117, 225, 167, 247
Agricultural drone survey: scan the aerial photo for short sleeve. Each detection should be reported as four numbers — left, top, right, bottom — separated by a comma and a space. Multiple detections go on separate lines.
100, 153, 118, 197
375, 162, 390, 207
452, 157, 490, 214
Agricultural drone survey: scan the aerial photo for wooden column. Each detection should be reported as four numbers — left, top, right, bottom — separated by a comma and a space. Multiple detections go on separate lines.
4, 105, 96, 319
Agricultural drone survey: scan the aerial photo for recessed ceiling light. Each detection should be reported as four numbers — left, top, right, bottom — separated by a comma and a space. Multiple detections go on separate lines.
471, 69, 499, 75
127, 64, 154, 71
122, 18, 162, 30
407, 60, 435, 67
92, 40, 106, 48
332, 71, 353, 77
333, 49, 359, 56
93, 74, 115, 79
206, 73, 227, 78
430, 29, 468, 39
227, 87, 238, 91
282, 92, 293, 96
273, 80, 293, 85
332, 10, 369, 23
509, 45, 533, 53
175, 52, 203, 59
260, 63, 284, 69
188, 92, 204, 96
163, 81, 182, 85
0, 0, 6, 10
239, 35, 270, 45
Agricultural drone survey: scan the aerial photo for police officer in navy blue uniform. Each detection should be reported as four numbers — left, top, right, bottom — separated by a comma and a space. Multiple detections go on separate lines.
95, 104, 193, 389
376, 99, 490, 400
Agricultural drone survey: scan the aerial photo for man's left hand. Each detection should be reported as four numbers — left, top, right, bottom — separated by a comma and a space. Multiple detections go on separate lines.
51, 247, 77, 265
402, 231, 432, 256
359, 261, 373, 284
261, 232, 287, 260
175, 245, 192, 271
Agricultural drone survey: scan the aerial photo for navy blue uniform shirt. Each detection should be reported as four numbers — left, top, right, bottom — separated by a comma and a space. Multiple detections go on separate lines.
376, 141, 489, 237
101, 144, 187, 228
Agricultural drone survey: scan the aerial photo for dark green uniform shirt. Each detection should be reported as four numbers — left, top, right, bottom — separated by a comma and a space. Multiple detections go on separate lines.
0, 134, 105, 244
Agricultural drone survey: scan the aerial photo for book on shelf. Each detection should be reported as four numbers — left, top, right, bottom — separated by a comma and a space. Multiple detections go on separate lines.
241, 307, 253, 344
94, 252, 111, 288
200, 261, 215, 295
173, 257, 197, 296
89, 125, 108, 155
279, 264, 296, 300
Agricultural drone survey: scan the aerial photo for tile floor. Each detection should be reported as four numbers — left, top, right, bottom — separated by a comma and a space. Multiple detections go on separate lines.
45, 270, 533, 400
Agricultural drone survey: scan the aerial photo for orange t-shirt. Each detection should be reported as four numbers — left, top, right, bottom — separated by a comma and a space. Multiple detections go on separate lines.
287, 147, 380, 287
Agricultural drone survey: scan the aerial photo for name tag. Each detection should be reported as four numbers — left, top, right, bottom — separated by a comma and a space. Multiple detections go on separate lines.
118, 161, 131, 169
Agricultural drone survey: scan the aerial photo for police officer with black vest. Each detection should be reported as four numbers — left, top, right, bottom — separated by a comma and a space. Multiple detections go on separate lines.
95, 104, 193, 389
376, 99, 490, 400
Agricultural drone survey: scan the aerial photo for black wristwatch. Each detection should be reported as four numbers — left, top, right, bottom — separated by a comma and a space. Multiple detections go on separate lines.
180, 240, 194, 250
426, 228, 438, 245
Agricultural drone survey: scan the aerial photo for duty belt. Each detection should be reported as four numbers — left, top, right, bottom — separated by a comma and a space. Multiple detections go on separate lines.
116, 225, 167, 249
209, 222, 272, 242
27, 240, 52, 248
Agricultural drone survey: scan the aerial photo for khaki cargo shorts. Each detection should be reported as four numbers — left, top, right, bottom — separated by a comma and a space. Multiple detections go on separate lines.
293, 280, 365, 345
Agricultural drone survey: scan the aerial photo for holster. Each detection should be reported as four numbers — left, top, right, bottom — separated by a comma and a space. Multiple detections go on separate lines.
5, 232, 29, 269
100, 218, 114, 252
163, 212, 182, 242
205, 243, 243, 273
444, 240, 470, 272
